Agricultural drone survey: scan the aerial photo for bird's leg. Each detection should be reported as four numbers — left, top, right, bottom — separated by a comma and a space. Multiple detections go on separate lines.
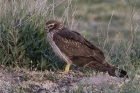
59, 63, 71, 74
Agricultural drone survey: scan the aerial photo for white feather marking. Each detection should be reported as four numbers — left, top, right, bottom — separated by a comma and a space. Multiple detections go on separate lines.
47, 32, 72, 64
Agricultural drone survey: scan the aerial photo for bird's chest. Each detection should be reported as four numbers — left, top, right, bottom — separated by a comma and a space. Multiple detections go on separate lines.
47, 32, 70, 62
47, 32, 61, 56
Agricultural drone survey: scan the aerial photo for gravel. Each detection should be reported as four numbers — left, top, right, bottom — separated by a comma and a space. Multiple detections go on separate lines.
0, 69, 131, 93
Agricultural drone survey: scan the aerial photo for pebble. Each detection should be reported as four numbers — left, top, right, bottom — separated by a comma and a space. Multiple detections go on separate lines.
0, 69, 132, 93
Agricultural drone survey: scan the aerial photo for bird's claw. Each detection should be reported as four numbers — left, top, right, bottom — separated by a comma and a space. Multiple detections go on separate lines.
59, 71, 68, 74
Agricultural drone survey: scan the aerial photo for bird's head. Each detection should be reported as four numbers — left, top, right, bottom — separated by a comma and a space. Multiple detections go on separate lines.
45, 20, 64, 32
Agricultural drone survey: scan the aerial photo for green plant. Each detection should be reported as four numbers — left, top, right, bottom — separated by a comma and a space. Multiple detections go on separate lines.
0, 0, 64, 70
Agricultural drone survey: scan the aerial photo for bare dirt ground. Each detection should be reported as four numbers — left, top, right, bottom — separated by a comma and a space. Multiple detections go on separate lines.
0, 68, 130, 93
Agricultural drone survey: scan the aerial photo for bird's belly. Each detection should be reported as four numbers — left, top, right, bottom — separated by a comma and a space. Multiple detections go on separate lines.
47, 32, 72, 64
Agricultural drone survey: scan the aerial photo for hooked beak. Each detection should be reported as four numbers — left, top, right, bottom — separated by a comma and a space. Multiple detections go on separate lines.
45, 26, 49, 32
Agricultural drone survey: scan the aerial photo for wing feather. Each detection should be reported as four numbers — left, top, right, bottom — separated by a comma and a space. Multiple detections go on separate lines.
53, 28, 106, 64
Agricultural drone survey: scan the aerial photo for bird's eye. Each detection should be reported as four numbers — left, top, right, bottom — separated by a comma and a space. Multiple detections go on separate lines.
49, 24, 54, 28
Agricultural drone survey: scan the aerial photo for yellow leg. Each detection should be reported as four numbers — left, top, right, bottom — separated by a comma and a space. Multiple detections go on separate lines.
59, 63, 71, 74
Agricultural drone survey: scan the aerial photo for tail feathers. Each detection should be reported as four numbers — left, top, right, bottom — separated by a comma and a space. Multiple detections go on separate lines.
108, 67, 127, 78
86, 61, 127, 78
118, 69, 128, 78
107, 63, 127, 78
87, 63, 128, 77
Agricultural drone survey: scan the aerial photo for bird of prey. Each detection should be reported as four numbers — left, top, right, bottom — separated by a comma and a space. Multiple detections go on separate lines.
45, 20, 127, 78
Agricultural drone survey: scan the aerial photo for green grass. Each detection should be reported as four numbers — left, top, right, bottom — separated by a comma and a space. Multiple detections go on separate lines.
0, 0, 140, 92
0, 0, 64, 70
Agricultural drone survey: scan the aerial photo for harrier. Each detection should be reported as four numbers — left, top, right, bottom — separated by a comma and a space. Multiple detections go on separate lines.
45, 20, 127, 77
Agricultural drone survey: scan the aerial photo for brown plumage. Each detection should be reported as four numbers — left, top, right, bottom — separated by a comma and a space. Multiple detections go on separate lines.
45, 20, 127, 78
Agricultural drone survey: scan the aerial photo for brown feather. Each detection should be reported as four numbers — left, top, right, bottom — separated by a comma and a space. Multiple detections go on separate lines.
55, 28, 106, 63
46, 20, 127, 78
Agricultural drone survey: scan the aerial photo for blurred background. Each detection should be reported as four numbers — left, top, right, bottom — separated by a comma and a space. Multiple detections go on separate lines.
49, 0, 140, 44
